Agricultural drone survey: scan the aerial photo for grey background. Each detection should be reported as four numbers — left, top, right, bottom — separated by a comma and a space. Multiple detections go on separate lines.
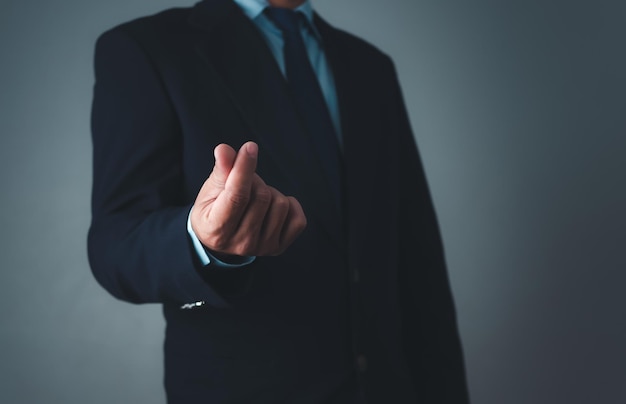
1, 0, 624, 403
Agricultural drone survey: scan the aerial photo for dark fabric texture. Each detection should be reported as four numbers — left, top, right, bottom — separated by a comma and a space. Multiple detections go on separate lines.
88, 0, 470, 402
264, 7, 343, 209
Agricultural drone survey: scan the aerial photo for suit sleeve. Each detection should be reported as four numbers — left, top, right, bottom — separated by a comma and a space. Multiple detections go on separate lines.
383, 59, 470, 402
88, 28, 247, 308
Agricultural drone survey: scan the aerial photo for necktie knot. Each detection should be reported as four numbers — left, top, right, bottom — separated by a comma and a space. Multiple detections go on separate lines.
264, 7, 302, 34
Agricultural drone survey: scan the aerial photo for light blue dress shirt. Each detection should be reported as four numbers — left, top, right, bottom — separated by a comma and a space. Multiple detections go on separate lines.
188, 0, 341, 267
234, 0, 342, 139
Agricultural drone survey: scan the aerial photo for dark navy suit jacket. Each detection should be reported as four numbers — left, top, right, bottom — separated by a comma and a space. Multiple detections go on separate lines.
88, 0, 469, 402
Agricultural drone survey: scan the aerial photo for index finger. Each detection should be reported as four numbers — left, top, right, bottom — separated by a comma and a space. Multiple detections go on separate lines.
224, 141, 259, 195
205, 141, 260, 238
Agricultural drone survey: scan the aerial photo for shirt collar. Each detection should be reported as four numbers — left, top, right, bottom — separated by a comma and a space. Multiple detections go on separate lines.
233, 0, 320, 39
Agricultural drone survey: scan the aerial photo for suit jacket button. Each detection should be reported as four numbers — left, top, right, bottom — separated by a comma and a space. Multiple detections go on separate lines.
356, 354, 368, 372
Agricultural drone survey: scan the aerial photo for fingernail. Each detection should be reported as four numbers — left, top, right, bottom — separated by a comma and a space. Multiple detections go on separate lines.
246, 142, 258, 158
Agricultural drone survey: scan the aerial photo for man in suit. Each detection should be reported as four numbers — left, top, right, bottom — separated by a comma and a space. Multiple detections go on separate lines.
88, 0, 470, 402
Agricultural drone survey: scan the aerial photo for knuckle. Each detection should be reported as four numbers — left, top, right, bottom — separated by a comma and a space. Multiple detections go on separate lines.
271, 243, 287, 256
259, 243, 279, 257
206, 175, 225, 189
267, 238, 281, 254
205, 234, 229, 252
253, 186, 272, 205
294, 214, 307, 231
226, 190, 250, 207
233, 239, 256, 256
272, 194, 290, 211
257, 231, 280, 256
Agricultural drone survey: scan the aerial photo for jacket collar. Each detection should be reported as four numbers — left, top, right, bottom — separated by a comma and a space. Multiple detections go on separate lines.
188, 0, 240, 31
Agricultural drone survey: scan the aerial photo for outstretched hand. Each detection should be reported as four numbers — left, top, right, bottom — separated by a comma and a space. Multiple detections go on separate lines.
190, 141, 307, 258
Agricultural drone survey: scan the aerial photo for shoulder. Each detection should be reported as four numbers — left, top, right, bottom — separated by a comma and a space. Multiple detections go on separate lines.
94, 7, 195, 57
100, 7, 192, 40
93, 6, 201, 75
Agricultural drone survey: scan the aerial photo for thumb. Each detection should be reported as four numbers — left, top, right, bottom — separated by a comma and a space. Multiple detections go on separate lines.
209, 143, 237, 187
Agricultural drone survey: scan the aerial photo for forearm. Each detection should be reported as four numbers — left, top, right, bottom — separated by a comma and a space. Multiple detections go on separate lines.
88, 205, 227, 305
88, 28, 249, 307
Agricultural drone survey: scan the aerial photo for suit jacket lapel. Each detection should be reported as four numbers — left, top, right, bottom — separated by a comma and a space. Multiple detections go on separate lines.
315, 15, 380, 247
188, 0, 343, 248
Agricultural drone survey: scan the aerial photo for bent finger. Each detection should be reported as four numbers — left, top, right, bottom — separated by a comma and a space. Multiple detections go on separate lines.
226, 175, 273, 255
257, 187, 291, 255
224, 141, 258, 197
205, 142, 259, 236
276, 196, 307, 254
